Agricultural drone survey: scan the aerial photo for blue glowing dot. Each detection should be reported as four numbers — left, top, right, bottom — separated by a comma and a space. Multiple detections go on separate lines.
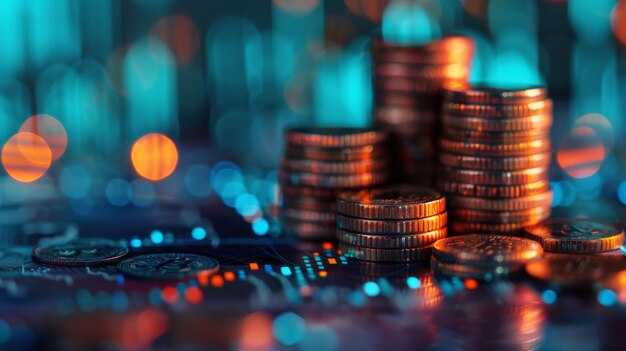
235, 193, 260, 216
130, 238, 142, 248
550, 182, 563, 207
617, 180, 626, 205
300, 325, 339, 351
252, 218, 269, 236
0, 319, 11, 343
148, 288, 163, 306
184, 164, 212, 197
598, 289, 618, 307
191, 227, 207, 240
150, 230, 164, 244
406, 276, 421, 289
110, 291, 129, 312
59, 165, 91, 199
273, 312, 306, 346
542, 289, 557, 304
347, 290, 366, 307
363, 282, 381, 297
105, 178, 132, 207
220, 182, 246, 207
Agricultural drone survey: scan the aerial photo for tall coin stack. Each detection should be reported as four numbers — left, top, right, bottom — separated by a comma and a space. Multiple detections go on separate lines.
280, 128, 391, 240
371, 35, 474, 185
438, 84, 553, 234
336, 185, 447, 262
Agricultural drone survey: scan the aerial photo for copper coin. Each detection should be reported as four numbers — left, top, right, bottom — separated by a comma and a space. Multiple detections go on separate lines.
337, 185, 446, 219
375, 62, 470, 82
432, 234, 543, 265
373, 76, 447, 95
375, 106, 437, 124
431, 256, 524, 279
444, 99, 552, 118
526, 253, 625, 287
339, 242, 432, 262
437, 179, 550, 198
282, 195, 336, 211
371, 35, 475, 56
442, 127, 550, 143
452, 206, 551, 224
442, 114, 553, 131
336, 227, 447, 249
523, 218, 625, 253
439, 167, 548, 185
286, 127, 387, 148
284, 144, 388, 162
336, 212, 447, 234
443, 83, 548, 105
439, 138, 550, 157
281, 158, 389, 175
280, 184, 339, 199
447, 191, 553, 211
450, 220, 545, 234
281, 208, 335, 223
279, 171, 390, 188
438, 152, 551, 171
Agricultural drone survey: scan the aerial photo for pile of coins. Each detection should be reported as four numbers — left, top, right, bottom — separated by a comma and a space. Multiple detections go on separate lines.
438, 84, 553, 234
279, 128, 391, 240
371, 35, 474, 185
431, 234, 543, 279
336, 185, 447, 262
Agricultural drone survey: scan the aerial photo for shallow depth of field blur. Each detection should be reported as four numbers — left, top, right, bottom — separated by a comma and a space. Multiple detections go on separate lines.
0, 0, 624, 236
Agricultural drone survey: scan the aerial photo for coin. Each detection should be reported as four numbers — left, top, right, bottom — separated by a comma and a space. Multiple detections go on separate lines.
337, 185, 446, 219
284, 144, 387, 162
437, 179, 550, 198
444, 99, 552, 118
375, 106, 437, 125
439, 138, 550, 157
0, 247, 33, 276
281, 158, 389, 174
282, 195, 336, 211
337, 212, 447, 234
440, 167, 548, 185
375, 62, 470, 81
452, 206, 551, 224
117, 253, 220, 279
525, 253, 625, 287
286, 127, 387, 148
374, 76, 448, 95
339, 242, 432, 262
279, 171, 390, 188
281, 184, 339, 198
443, 83, 548, 105
442, 127, 550, 143
33, 238, 128, 267
438, 152, 551, 171
523, 218, 625, 253
450, 220, 544, 234
442, 114, 553, 131
432, 234, 543, 265
336, 228, 447, 249
431, 256, 523, 280
447, 191, 553, 211
282, 208, 335, 223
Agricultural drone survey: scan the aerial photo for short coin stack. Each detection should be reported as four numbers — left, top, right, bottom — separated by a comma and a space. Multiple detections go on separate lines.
431, 234, 544, 280
280, 127, 391, 240
438, 84, 553, 234
336, 185, 447, 262
371, 35, 474, 185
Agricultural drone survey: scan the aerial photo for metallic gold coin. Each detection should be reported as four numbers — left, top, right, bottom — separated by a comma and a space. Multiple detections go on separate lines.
450, 220, 544, 234
439, 138, 550, 157
284, 144, 388, 162
281, 208, 335, 223
339, 242, 432, 262
337, 212, 447, 234
443, 83, 548, 105
336, 228, 447, 249
279, 171, 390, 188
523, 218, 625, 253
437, 179, 550, 198
525, 253, 625, 287
432, 234, 543, 265
282, 219, 336, 240
286, 127, 387, 148
281, 158, 389, 175
439, 167, 548, 185
442, 114, 552, 131
444, 99, 552, 118
452, 206, 551, 224
438, 152, 551, 171
337, 185, 446, 219
447, 191, 553, 211
442, 127, 550, 143
33, 238, 128, 267
431, 256, 523, 280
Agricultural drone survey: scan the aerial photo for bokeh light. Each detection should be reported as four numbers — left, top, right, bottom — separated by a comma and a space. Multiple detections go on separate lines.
19, 114, 68, 161
382, 2, 440, 45
2, 132, 52, 183
131, 133, 179, 181
344, 0, 391, 22
150, 14, 200, 65
612, 0, 626, 44
557, 126, 606, 178
575, 113, 615, 151
272, 312, 306, 346
238, 312, 274, 350
274, 0, 320, 14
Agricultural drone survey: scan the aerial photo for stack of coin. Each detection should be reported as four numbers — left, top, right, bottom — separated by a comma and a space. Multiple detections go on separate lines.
438, 84, 553, 234
336, 185, 447, 262
431, 234, 543, 280
280, 127, 391, 240
371, 35, 474, 185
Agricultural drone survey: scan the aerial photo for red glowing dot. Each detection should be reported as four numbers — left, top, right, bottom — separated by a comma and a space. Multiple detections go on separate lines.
328, 258, 337, 265
465, 279, 479, 290
249, 262, 259, 271
322, 242, 333, 250
211, 275, 225, 288
557, 126, 605, 179
224, 271, 236, 281
161, 286, 179, 304
150, 15, 200, 65
319, 270, 328, 277
131, 133, 179, 181
185, 287, 203, 304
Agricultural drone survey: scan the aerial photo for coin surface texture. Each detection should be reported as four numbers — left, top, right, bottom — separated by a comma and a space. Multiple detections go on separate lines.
432, 234, 543, 265
117, 253, 220, 279
523, 218, 624, 253
33, 238, 128, 267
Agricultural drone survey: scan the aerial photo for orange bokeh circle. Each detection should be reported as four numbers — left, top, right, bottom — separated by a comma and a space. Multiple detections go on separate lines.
19, 114, 68, 161
2, 132, 52, 182
131, 133, 178, 181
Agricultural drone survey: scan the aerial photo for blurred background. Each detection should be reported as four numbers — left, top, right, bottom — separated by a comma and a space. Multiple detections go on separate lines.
0, 0, 624, 236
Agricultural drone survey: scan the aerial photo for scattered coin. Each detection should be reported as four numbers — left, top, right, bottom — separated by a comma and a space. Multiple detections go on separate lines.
523, 218, 625, 253
117, 253, 220, 279
525, 253, 625, 287
33, 238, 128, 267
432, 234, 543, 265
